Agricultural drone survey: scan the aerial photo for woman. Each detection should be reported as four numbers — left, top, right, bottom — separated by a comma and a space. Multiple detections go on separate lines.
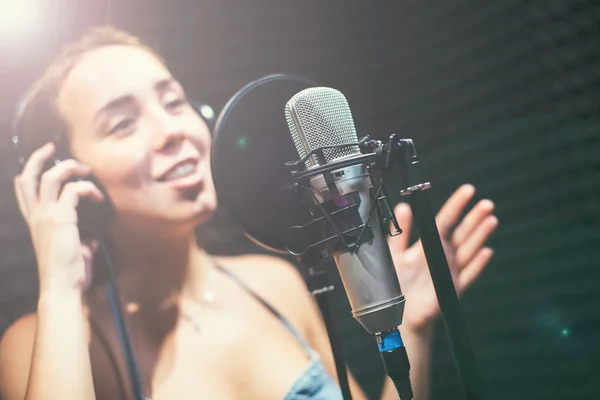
0, 27, 498, 400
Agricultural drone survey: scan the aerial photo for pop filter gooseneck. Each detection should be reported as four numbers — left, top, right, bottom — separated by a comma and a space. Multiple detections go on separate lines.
211, 73, 354, 400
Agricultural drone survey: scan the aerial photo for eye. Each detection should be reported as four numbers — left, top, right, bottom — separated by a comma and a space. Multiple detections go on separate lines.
166, 98, 186, 111
109, 118, 135, 135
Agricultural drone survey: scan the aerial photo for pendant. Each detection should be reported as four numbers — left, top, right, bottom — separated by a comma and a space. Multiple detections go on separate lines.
203, 291, 215, 302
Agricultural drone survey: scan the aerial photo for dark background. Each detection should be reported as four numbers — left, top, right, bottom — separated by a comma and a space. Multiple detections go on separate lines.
1, 1, 599, 399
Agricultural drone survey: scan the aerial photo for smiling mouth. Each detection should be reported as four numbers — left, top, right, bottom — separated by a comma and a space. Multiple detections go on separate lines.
159, 162, 198, 182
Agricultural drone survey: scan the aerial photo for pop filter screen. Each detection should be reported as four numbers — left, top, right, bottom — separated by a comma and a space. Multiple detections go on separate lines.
211, 74, 318, 253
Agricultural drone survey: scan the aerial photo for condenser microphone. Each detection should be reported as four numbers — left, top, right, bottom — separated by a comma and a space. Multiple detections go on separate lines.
284, 87, 406, 335
284, 87, 414, 399
212, 75, 483, 400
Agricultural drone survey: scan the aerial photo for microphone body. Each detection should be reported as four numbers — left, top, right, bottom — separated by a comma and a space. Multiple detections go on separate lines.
308, 164, 405, 334
285, 87, 406, 335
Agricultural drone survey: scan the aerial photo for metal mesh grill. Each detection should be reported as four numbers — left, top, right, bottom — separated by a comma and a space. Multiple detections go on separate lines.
285, 87, 360, 168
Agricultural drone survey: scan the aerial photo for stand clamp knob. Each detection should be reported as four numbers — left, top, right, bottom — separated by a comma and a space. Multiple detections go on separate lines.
399, 182, 432, 197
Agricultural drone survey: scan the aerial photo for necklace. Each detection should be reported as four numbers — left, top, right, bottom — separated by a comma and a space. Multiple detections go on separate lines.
179, 266, 220, 332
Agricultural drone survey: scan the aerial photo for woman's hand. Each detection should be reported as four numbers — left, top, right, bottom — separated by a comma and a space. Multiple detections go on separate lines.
14, 142, 105, 294
389, 184, 498, 332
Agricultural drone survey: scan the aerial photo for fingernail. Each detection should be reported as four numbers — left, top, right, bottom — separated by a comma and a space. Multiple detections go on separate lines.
463, 184, 475, 193
482, 199, 495, 210
90, 240, 99, 252
488, 216, 498, 226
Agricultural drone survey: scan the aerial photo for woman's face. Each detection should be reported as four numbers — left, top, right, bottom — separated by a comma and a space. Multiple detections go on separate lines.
56, 45, 217, 230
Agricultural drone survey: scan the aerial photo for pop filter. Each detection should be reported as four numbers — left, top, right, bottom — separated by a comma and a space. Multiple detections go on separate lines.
211, 73, 319, 253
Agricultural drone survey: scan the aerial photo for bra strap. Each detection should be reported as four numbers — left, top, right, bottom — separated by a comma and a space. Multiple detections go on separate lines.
214, 264, 313, 357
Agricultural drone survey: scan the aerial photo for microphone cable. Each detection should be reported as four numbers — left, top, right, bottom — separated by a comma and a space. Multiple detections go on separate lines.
99, 240, 148, 400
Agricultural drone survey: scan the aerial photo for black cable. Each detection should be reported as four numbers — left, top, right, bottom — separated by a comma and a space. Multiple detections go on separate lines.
380, 346, 413, 400
99, 241, 147, 400
377, 329, 413, 400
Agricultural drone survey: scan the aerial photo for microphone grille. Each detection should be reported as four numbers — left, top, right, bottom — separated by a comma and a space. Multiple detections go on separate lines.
285, 87, 360, 168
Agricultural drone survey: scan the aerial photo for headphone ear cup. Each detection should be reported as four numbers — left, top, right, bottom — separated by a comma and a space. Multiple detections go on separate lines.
11, 94, 114, 236
188, 99, 216, 133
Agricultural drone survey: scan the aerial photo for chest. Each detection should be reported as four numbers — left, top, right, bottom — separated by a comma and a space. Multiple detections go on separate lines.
88, 292, 313, 400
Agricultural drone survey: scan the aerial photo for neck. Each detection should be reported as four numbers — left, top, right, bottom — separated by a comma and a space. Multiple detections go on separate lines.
105, 221, 210, 313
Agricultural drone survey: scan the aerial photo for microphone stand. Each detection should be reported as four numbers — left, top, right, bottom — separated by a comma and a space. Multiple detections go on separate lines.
296, 249, 354, 400
388, 136, 485, 400
283, 136, 486, 400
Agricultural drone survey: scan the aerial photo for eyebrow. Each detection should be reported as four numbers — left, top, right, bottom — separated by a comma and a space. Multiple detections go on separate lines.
93, 77, 179, 125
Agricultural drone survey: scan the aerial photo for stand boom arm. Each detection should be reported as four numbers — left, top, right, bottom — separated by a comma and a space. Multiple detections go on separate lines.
394, 138, 485, 400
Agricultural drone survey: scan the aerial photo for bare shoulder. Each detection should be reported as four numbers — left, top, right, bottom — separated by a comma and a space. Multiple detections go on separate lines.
215, 253, 309, 298
0, 312, 37, 355
0, 313, 37, 398
212, 253, 363, 393
214, 254, 315, 330
0, 303, 94, 399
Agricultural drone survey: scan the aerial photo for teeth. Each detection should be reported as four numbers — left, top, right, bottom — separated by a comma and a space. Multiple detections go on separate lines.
164, 163, 196, 181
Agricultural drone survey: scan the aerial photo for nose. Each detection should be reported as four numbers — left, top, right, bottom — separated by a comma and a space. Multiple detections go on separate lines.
153, 129, 184, 152
150, 113, 186, 152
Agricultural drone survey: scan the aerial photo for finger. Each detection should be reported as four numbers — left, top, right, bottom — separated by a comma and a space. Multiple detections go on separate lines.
436, 184, 476, 238
18, 142, 55, 205
81, 238, 100, 262
38, 160, 91, 204
457, 247, 494, 293
451, 199, 495, 248
83, 238, 100, 254
14, 175, 30, 220
455, 215, 498, 268
388, 202, 412, 251
58, 180, 105, 209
